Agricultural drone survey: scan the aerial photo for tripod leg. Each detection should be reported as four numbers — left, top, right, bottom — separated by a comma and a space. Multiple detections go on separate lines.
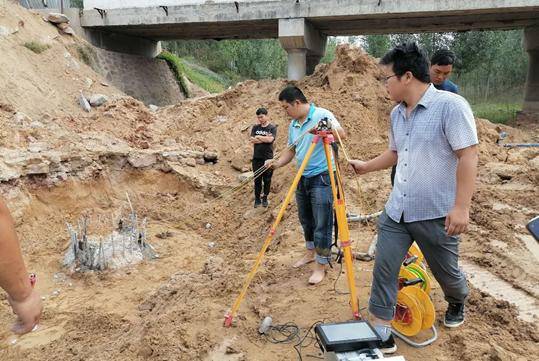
333, 151, 346, 202
323, 140, 360, 319
224, 140, 319, 327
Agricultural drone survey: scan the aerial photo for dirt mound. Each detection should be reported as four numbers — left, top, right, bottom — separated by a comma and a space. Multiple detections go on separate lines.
0, 3, 122, 118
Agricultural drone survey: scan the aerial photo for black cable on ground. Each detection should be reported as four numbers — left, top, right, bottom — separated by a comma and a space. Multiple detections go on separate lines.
293, 320, 324, 361
264, 320, 324, 361
264, 322, 300, 344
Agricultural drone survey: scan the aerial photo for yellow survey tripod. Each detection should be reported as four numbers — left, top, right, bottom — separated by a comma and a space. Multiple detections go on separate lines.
224, 118, 360, 327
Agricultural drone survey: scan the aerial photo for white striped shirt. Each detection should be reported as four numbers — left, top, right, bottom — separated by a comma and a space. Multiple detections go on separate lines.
385, 85, 479, 223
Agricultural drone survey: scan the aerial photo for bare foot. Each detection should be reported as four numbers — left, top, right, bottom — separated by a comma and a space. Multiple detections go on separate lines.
293, 251, 316, 268
308, 263, 327, 285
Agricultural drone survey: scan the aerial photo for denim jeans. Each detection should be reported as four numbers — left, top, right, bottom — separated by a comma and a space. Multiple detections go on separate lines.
295, 171, 334, 265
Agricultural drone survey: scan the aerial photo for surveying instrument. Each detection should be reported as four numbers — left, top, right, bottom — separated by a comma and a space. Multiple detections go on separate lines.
224, 117, 359, 326
223, 118, 410, 360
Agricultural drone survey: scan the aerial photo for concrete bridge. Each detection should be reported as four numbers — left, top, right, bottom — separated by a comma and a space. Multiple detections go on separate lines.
77, 0, 539, 112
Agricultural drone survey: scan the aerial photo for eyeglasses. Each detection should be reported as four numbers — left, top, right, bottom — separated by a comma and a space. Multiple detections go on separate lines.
384, 74, 398, 83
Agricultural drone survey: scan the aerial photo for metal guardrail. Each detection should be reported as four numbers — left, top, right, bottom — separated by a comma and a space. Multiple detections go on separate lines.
19, 0, 73, 10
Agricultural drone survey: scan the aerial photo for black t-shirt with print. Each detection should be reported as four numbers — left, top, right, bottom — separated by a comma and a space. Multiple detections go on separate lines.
251, 123, 277, 160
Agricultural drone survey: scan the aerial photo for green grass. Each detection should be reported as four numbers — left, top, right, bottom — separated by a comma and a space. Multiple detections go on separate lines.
180, 58, 227, 93
471, 103, 521, 124
158, 51, 227, 96
76, 44, 97, 66
23, 41, 50, 54
157, 51, 191, 97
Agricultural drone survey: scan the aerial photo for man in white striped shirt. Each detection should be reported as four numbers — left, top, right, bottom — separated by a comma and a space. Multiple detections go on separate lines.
349, 42, 478, 354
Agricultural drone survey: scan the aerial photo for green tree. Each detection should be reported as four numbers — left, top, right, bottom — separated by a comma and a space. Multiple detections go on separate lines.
164, 39, 287, 81
452, 30, 527, 102
320, 37, 339, 63
363, 35, 391, 58
390, 33, 418, 47
386, 33, 452, 55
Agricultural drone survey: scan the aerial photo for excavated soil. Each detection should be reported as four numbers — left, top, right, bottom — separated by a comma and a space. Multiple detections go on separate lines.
0, 3, 538, 361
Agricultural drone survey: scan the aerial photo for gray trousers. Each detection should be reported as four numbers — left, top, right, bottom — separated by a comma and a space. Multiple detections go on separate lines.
369, 210, 469, 321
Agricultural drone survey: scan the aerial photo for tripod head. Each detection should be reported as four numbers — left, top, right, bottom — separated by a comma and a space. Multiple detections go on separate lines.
316, 117, 332, 131
312, 117, 335, 144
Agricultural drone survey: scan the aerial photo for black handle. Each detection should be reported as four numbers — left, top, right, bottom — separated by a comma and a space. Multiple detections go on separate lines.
402, 278, 423, 287
403, 255, 418, 266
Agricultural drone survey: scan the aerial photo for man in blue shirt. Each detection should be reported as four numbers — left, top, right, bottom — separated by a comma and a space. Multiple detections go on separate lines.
430, 49, 459, 94
350, 43, 478, 353
265, 86, 346, 285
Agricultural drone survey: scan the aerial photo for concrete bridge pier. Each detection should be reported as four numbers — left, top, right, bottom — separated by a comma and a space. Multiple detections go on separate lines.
278, 18, 327, 80
524, 26, 539, 113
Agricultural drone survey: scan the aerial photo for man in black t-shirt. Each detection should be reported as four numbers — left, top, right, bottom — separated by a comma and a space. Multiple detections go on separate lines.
250, 108, 277, 208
